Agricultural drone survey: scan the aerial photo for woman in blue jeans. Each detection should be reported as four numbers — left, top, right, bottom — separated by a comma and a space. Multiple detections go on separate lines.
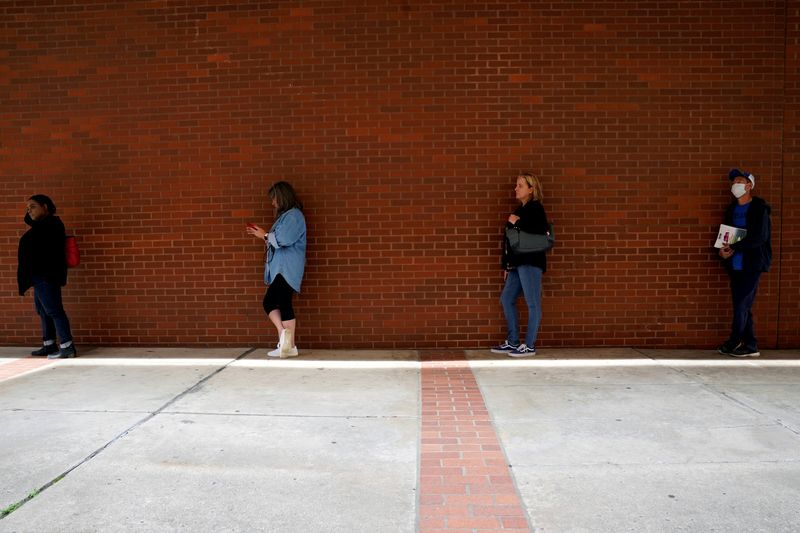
491, 173, 549, 357
17, 195, 76, 359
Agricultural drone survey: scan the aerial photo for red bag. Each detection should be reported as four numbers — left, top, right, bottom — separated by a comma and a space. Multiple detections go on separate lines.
65, 235, 80, 268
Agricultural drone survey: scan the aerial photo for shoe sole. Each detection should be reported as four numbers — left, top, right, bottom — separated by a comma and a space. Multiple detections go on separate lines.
32, 349, 59, 357
280, 349, 299, 358
507, 352, 535, 358
267, 349, 299, 358
490, 348, 516, 354
729, 352, 760, 357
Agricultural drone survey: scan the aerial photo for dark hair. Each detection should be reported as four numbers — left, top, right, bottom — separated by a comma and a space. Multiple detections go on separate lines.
28, 194, 57, 214
268, 181, 303, 215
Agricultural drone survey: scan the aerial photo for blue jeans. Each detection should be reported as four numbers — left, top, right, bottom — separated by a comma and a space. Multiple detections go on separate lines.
33, 278, 73, 345
729, 270, 761, 349
500, 265, 543, 347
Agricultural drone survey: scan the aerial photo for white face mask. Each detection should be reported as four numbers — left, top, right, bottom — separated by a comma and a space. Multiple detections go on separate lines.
731, 183, 748, 198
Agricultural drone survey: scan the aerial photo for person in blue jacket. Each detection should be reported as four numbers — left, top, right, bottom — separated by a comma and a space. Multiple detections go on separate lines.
17, 194, 76, 358
247, 182, 307, 358
717, 169, 772, 357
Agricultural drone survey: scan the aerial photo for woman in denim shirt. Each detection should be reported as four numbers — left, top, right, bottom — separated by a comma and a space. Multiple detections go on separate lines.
247, 182, 307, 357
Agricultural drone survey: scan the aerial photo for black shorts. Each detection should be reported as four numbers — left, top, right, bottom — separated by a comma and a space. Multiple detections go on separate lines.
262, 274, 296, 321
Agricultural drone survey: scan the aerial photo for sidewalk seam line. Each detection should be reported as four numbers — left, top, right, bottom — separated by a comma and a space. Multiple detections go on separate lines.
0, 347, 255, 521
469, 351, 537, 532
658, 362, 800, 437
414, 349, 422, 533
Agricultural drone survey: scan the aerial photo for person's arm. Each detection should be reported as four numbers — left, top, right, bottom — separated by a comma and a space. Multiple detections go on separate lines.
268, 209, 306, 248
37, 217, 66, 267
46, 217, 67, 247
513, 202, 548, 234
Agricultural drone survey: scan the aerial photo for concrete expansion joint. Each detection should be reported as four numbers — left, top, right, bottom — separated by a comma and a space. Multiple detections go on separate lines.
161, 410, 419, 420
2, 407, 152, 415
1, 347, 257, 521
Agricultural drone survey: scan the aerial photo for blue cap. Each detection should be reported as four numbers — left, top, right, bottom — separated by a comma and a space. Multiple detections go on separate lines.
728, 168, 755, 187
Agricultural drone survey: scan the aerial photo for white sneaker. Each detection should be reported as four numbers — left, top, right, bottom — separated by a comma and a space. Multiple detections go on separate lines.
268, 345, 299, 357
280, 330, 296, 358
267, 334, 283, 357
281, 345, 299, 358
267, 330, 299, 358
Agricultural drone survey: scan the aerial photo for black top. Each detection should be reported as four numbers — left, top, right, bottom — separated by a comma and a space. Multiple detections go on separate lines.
502, 200, 549, 273
17, 213, 68, 295
723, 196, 772, 273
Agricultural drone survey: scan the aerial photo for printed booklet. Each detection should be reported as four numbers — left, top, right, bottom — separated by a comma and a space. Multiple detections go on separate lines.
714, 224, 747, 248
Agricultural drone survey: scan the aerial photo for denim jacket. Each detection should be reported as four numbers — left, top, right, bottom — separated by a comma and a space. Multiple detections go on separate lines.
264, 208, 306, 292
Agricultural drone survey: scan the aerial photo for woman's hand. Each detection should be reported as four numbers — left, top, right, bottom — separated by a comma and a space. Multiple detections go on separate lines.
508, 214, 520, 225
246, 224, 267, 240
719, 246, 734, 259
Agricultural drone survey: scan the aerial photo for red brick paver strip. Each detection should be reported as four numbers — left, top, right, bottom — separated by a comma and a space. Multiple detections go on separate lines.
419, 352, 531, 533
0, 357, 54, 382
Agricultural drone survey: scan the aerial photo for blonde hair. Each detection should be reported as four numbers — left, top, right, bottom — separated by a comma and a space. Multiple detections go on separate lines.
518, 172, 543, 201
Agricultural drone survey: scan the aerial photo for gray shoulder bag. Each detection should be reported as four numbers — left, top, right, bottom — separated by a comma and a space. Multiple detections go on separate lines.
505, 223, 555, 254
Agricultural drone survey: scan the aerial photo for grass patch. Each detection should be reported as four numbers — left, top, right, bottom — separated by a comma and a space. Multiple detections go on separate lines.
0, 488, 42, 518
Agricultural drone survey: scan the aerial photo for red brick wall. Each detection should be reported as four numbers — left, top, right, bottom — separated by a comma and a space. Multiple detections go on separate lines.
1, 1, 797, 349
780, 1, 800, 347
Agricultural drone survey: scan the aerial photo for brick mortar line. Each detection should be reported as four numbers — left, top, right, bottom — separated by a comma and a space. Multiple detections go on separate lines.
418, 352, 533, 532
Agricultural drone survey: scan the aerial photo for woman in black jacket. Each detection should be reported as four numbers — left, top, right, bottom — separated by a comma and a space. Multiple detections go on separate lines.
491, 173, 549, 357
17, 195, 76, 358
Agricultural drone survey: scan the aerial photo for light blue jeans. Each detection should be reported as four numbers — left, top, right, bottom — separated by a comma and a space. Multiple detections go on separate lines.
500, 265, 543, 347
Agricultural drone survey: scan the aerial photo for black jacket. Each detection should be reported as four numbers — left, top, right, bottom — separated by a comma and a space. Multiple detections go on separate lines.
723, 196, 772, 273
17, 214, 68, 295
502, 200, 548, 273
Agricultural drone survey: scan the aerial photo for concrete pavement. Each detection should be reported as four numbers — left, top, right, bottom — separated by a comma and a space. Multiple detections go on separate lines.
1, 346, 799, 532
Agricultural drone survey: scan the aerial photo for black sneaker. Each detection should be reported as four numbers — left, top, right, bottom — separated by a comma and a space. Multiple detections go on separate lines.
49, 345, 77, 359
508, 344, 536, 357
717, 341, 740, 356
490, 340, 520, 354
31, 344, 59, 357
729, 345, 760, 358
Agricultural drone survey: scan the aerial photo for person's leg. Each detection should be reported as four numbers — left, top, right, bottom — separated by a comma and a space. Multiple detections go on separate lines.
517, 265, 543, 348
264, 276, 298, 357
499, 270, 523, 345
267, 308, 284, 335
269, 300, 296, 348
275, 282, 297, 356
34, 286, 57, 343
280, 315, 296, 346
31, 287, 58, 356
264, 280, 286, 338
729, 271, 760, 348
738, 272, 761, 350
33, 281, 74, 356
